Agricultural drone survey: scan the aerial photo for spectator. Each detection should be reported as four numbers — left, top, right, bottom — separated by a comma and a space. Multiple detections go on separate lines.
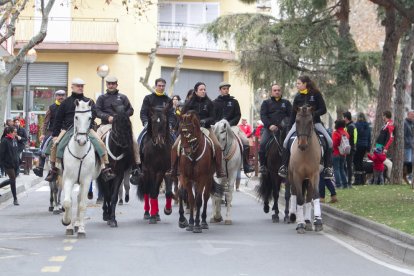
367, 147, 386, 185
239, 118, 252, 138
319, 172, 338, 203
343, 111, 357, 187
403, 110, 414, 179
332, 119, 349, 189
353, 112, 371, 185
13, 118, 28, 162
0, 126, 20, 205
252, 120, 264, 141
375, 110, 394, 154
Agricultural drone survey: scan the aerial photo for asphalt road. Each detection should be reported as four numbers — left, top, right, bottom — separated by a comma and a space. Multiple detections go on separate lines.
0, 180, 413, 276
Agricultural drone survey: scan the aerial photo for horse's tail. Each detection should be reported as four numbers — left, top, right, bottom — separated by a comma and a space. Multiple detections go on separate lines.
135, 174, 145, 201
210, 178, 224, 198
255, 171, 273, 202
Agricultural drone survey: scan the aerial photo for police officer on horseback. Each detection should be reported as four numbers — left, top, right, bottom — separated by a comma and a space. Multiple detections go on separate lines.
259, 83, 292, 173
95, 76, 141, 183
213, 81, 254, 173
278, 75, 333, 179
45, 78, 116, 182
33, 90, 66, 177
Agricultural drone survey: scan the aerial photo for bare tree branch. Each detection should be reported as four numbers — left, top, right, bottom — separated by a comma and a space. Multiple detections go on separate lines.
0, 0, 29, 45
168, 37, 187, 97
0, 0, 12, 5
0, 3, 13, 31
139, 42, 159, 93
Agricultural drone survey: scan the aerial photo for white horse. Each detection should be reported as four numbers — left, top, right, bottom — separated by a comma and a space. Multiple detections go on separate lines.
210, 119, 242, 225
61, 100, 101, 238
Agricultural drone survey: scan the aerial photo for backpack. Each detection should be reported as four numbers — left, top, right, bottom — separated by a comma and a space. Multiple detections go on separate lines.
339, 134, 351, 155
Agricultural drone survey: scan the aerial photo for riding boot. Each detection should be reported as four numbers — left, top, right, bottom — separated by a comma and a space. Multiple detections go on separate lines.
33, 156, 46, 177
166, 146, 179, 177
277, 148, 290, 178
101, 164, 116, 182
130, 163, 141, 185
242, 145, 254, 173
322, 149, 334, 179
45, 162, 59, 182
215, 150, 226, 178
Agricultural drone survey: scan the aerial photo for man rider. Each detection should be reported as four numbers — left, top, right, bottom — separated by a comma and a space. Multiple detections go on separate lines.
45, 78, 115, 182
95, 76, 141, 183
259, 83, 292, 173
213, 81, 254, 173
33, 90, 66, 177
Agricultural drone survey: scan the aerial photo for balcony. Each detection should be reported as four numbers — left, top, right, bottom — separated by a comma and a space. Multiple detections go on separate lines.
157, 23, 235, 60
14, 17, 119, 52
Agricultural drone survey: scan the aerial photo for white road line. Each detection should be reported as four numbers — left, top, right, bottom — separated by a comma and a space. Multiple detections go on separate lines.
41, 266, 61, 273
0, 255, 24, 260
49, 256, 67, 262
63, 246, 73, 251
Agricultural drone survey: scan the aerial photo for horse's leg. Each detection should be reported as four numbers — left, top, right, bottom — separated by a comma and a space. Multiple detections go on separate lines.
178, 186, 189, 228
186, 181, 195, 232
295, 178, 306, 234
201, 178, 211, 229
109, 176, 123, 227
62, 178, 74, 227
193, 189, 203, 233
210, 194, 222, 223
272, 177, 280, 223
49, 182, 54, 212
224, 189, 233, 225
304, 201, 313, 231
311, 175, 323, 232
284, 181, 291, 223
289, 194, 297, 223
164, 175, 173, 215
76, 178, 90, 238
149, 173, 163, 224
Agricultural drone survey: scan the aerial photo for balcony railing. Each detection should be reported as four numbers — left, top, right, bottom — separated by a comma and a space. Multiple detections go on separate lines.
158, 23, 234, 52
15, 17, 118, 44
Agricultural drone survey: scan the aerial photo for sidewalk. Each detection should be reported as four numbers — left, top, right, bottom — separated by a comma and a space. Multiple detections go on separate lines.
0, 172, 44, 205
241, 175, 414, 266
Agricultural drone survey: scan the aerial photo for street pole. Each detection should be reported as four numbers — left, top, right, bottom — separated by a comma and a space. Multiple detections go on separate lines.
101, 76, 104, 95
25, 63, 30, 135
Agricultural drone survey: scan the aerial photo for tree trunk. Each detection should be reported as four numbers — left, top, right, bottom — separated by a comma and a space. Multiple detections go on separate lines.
372, 8, 408, 148
0, 78, 9, 135
391, 26, 414, 184
411, 59, 414, 110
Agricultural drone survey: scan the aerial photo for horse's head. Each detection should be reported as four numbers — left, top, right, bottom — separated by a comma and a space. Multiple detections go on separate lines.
149, 102, 171, 146
295, 105, 314, 151
74, 99, 92, 146
111, 104, 132, 149
213, 119, 231, 151
180, 111, 201, 156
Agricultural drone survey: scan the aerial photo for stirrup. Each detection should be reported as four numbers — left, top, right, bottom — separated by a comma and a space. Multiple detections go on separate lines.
278, 166, 288, 178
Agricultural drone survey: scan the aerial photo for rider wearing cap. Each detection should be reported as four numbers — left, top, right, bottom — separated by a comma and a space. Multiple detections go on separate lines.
213, 81, 254, 173
45, 78, 115, 182
33, 90, 66, 177
95, 76, 141, 182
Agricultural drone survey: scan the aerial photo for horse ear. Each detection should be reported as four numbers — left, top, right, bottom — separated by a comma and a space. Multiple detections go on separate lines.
74, 99, 79, 106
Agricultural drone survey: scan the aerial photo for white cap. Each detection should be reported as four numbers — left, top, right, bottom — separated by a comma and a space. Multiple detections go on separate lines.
106, 76, 118, 82
71, 78, 85, 85
55, 90, 66, 95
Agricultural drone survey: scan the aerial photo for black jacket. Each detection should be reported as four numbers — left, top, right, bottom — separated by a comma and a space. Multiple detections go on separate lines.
355, 121, 371, 149
140, 93, 174, 126
260, 97, 292, 129
213, 95, 241, 126
46, 103, 59, 132
15, 127, 27, 152
52, 93, 96, 137
0, 136, 19, 170
404, 118, 414, 149
345, 121, 357, 149
290, 91, 327, 126
96, 90, 134, 124
182, 94, 215, 129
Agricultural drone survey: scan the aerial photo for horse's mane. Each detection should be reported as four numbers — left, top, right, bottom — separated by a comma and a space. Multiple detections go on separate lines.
146, 107, 170, 140
112, 110, 135, 163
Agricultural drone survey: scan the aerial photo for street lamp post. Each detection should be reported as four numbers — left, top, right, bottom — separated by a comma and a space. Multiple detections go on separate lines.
24, 48, 37, 135
96, 64, 110, 95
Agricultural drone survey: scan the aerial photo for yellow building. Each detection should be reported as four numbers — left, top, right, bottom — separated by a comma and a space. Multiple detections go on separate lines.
9, 0, 256, 139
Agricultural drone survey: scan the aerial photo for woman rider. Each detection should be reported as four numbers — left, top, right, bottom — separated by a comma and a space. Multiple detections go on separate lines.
278, 75, 334, 179
166, 82, 226, 178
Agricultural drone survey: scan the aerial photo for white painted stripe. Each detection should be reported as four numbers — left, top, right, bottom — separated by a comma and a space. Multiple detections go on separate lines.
0, 255, 24, 260
324, 232, 414, 275
63, 246, 73, 251
63, 239, 77, 244
41, 266, 61, 272
49, 256, 67, 262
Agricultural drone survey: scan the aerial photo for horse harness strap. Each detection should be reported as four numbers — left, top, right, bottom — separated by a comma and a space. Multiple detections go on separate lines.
182, 136, 208, 162
67, 140, 92, 184
105, 130, 125, 161
224, 139, 237, 161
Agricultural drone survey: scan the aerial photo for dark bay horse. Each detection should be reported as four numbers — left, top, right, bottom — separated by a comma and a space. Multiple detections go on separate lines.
97, 106, 135, 228
177, 111, 215, 233
136, 105, 173, 224
288, 105, 323, 234
256, 128, 290, 223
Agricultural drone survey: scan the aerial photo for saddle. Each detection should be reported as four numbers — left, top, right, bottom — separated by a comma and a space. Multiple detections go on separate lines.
287, 130, 326, 157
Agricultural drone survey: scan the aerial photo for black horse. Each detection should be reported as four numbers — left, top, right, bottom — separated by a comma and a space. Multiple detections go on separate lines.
136, 104, 174, 224
256, 128, 290, 223
97, 106, 135, 227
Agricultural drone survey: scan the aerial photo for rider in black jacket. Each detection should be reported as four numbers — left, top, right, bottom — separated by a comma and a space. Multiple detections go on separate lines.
278, 75, 333, 179
213, 81, 254, 173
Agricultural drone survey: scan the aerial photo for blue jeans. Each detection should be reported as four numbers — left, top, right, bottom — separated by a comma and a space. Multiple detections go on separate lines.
404, 148, 413, 163
319, 173, 337, 198
333, 155, 348, 188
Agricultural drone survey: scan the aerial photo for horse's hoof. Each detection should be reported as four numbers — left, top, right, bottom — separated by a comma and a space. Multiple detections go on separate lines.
143, 211, 150, 220
77, 232, 86, 238
314, 218, 323, 232
149, 216, 157, 224
87, 191, 93, 200
305, 220, 313, 231
296, 223, 306, 234
49, 206, 54, 212
53, 209, 62, 215
62, 219, 71, 226
164, 207, 172, 216
125, 194, 129, 203
179, 218, 189, 229
201, 222, 209, 229
289, 213, 296, 223
109, 220, 118, 228
284, 216, 290, 224
224, 220, 232, 225
65, 229, 74, 236
156, 213, 161, 221
210, 216, 223, 223
272, 214, 279, 223
103, 213, 110, 221
118, 199, 123, 205
61, 206, 65, 212
74, 226, 79, 233
193, 225, 202, 233
263, 204, 270, 214
186, 224, 194, 231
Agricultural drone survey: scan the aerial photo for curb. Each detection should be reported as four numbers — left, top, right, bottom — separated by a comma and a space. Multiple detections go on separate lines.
0, 175, 43, 204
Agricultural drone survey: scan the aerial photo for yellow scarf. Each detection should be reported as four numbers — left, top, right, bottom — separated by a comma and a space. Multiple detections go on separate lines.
299, 89, 308, 95
55, 100, 61, 106
155, 90, 165, 96
274, 97, 281, 101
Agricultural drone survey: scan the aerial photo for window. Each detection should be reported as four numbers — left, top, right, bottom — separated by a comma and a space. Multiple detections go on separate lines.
158, 2, 220, 25
11, 85, 67, 113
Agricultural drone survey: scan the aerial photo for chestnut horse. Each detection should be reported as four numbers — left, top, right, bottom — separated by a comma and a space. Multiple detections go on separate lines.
288, 105, 323, 234
177, 111, 215, 233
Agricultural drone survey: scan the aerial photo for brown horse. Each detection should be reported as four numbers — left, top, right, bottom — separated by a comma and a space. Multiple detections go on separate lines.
177, 111, 215, 233
288, 105, 323, 234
